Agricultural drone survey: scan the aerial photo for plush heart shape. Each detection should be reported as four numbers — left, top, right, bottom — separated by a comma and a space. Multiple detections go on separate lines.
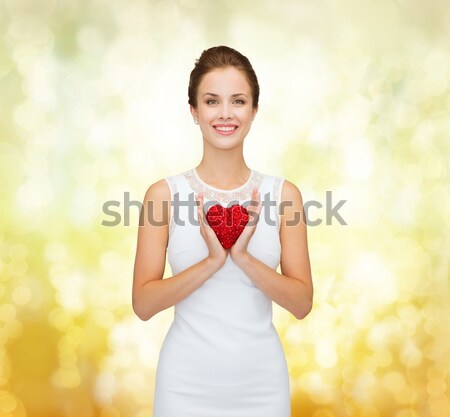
205, 204, 249, 249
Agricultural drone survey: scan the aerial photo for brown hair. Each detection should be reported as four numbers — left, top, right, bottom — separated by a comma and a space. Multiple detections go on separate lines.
188, 45, 259, 110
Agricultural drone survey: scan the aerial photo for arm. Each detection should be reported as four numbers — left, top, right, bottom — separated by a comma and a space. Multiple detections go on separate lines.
132, 180, 223, 321
232, 180, 313, 319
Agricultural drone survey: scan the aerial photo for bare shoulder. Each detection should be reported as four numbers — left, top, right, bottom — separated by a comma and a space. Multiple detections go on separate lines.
280, 179, 305, 226
144, 178, 171, 201
281, 179, 302, 199
141, 178, 171, 227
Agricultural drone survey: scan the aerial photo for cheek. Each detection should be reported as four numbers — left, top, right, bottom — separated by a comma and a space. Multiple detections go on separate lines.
200, 108, 216, 120
239, 111, 253, 123
235, 108, 253, 118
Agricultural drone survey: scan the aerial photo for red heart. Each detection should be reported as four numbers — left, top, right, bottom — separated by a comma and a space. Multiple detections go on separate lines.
205, 204, 249, 249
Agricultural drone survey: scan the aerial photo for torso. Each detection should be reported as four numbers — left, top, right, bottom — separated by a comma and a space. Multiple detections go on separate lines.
152, 167, 291, 417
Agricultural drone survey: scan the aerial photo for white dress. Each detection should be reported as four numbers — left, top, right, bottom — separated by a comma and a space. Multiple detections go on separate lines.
153, 167, 290, 417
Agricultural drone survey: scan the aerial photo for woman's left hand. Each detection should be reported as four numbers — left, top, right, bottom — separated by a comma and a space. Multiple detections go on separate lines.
229, 187, 262, 262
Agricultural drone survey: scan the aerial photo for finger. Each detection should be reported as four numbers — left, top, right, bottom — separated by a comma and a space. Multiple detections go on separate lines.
248, 191, 258, 212
252, 188, 261, 207
199, 194, 208, 227
201, 195, 207, 222
251, 188, 260, 208
248, 190, 261, 221
199, 195, 204, 225
195, 194, 200, 213
256, 191, 262, 213
196, 194, 203, 226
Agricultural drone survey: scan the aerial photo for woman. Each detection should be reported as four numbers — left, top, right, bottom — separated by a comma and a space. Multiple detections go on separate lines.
132, 45, 313, 417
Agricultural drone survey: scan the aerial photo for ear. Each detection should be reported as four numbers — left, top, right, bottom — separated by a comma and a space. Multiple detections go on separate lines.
252, 106, 258, 120
190, 105, 198, 120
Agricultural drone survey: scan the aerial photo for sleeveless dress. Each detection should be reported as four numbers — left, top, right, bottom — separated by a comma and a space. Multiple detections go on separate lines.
153, 167, 290, 417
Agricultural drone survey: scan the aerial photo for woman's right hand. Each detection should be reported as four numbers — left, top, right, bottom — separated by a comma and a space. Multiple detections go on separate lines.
196, 192, 228, 268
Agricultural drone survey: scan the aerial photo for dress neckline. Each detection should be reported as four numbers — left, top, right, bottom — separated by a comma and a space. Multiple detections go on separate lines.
193, 167, 254, 193
184, 167, 263, 204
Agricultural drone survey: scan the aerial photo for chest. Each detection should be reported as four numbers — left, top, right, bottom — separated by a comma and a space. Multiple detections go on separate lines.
166, 179, 281, 273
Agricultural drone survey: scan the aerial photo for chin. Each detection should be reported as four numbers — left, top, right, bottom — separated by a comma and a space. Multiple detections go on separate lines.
214, 140, 243, 149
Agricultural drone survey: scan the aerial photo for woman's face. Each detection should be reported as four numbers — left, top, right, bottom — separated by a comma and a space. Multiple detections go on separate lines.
191, 66, 258, 149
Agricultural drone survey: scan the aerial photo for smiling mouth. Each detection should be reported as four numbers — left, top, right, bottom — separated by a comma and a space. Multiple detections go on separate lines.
213, 125, 239, 135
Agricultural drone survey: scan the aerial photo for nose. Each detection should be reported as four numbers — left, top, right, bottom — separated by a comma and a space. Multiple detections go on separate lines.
219, 102, 233, 120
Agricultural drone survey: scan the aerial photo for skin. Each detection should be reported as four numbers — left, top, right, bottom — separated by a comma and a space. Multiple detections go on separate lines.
190, 67, 257, 157
190, 67, 262, 265
132, 66, 313, 321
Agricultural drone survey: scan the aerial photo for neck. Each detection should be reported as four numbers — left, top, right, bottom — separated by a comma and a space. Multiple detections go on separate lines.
196, 147, 250, 188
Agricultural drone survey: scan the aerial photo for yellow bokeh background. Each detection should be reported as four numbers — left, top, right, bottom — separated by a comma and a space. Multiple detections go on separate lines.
0, 0, 449, 416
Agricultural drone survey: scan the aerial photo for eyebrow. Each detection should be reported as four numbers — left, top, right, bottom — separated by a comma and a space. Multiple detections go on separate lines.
203, 93, 248, 98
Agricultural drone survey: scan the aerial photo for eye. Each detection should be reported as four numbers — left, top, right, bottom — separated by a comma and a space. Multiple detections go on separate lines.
234, 99, 245, 104
206, 99, 218, 105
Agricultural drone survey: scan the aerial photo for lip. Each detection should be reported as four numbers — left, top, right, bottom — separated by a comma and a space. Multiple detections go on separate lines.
213, 125, 239, 136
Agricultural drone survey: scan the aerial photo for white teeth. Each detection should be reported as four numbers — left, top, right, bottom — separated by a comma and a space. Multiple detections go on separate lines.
215, 126, 236, 132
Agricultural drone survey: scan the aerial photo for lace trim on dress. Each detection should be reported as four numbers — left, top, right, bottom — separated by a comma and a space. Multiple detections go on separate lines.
183, 168, 264, 205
